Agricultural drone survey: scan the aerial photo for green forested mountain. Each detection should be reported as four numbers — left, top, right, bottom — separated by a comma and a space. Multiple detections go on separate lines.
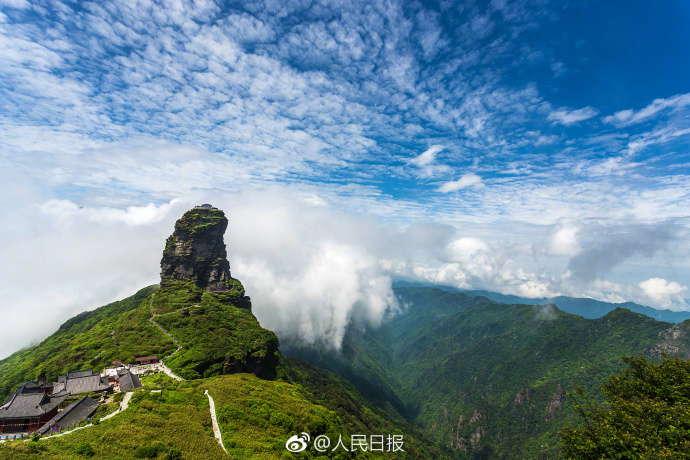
3, 205, 690, 459
287, 286, 690, 459
394, 281, 690, 323
0, 207, 448, 459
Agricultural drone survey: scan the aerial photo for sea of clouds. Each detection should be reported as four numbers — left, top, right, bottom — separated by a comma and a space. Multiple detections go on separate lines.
0, 187, 686, 358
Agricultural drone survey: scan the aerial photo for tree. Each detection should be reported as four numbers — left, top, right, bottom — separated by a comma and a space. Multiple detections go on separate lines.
560, 355, 690, 459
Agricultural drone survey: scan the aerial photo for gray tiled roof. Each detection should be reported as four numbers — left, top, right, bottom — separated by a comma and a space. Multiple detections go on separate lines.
65, 375, 110, 395
0, 393, 65, 419
37, 396, 100, 434
51, 382, 66, 396
0, 393, 16, 410
117, 370, 142, 391
67, 370, 97, 379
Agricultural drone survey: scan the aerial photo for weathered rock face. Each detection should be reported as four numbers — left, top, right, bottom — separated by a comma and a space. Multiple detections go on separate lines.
160, 206, 232, 291
653, 321, 690, 359
545, 383, 565, 421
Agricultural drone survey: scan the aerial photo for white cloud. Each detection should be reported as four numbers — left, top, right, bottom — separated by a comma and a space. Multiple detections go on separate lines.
0, 0, 30, 8
566, 221, 678, 282
410, 144, 444, 167
548, 106, 599, 125
535, 134, 559, 146
605, 93, 690, 126
639, 278, 688, 309
40, 199, 182, 225
545, 218, 582, 257
437, 173, 483, 192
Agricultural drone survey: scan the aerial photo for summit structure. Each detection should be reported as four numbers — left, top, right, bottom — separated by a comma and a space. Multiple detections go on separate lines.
160, 204, 232, 292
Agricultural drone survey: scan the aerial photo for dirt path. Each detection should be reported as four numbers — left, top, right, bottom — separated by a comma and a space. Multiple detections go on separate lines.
101, 391, 133, 421
38, 391, 134, 440
147, 294, 185, 380
204, 390, 228, 454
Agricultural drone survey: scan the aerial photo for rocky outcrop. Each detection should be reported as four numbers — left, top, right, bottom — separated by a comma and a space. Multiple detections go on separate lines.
545, 383, 565, 421
652, 321, 690, 358
160, 206, 232, 292
470, 426, 486, 448
513, 386, 530, 408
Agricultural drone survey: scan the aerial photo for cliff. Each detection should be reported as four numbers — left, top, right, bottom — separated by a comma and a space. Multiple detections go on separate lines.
160, 206, 233, 291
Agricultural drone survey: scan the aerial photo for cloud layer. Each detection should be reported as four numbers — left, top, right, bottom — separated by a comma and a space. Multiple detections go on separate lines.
0, 0, 689, 356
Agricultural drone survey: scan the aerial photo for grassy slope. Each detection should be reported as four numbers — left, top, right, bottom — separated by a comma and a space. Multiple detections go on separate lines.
1, 368, 449, 460
156, 285, 279, 380
0, 280, 279, 400
0, 375, 224, 460
0, 286, 174, 401
0, 283, 447, 459
278, 356, 451, 459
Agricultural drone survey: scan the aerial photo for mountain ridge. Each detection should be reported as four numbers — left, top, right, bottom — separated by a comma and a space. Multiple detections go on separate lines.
0, 206, 449, 459
393, 280, 690, 323
287, 285, 690, 458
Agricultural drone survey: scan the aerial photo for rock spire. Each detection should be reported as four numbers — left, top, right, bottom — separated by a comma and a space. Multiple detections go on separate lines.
160, 204, 232, 291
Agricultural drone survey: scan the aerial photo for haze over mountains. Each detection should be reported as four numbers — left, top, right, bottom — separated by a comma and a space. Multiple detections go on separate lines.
394, 281, 690, 323
286, 285, 690, 458
0, 205, 449, 459
2, 205, 690, 459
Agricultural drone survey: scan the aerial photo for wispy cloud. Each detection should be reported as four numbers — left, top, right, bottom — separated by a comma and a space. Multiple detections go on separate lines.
605, 93, 690, 126
437, 173, 483, 192
548, 106, 599, 125
410, 145, 444, 167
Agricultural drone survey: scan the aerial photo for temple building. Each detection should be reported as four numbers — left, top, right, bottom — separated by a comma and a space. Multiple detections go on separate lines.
37, 396, 101, 435
51, 370, 111, 397
116, 369, 142, 392
0, 384, 64, 433
134, 356, 158, 365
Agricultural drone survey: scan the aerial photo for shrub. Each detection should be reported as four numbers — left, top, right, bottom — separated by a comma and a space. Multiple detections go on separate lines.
270, 411, 294, 430
561, 355, 690, 458
134, 445, 158, 458
134, 442, 167, 458
75, 442, 95, 457
166, 447, 182, 460
28, 441, 46, 453
307, 418, 328, 436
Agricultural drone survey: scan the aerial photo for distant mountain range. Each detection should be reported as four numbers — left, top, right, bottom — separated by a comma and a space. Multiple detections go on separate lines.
3, 208, 689, 459
286, 284, 690, 458
394, 280, 690, 323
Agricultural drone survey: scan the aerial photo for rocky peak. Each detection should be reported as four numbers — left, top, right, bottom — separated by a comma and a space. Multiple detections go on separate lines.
160, 205, 232, 291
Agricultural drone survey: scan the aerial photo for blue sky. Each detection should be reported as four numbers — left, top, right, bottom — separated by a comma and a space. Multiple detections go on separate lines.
1, 0, 689, 355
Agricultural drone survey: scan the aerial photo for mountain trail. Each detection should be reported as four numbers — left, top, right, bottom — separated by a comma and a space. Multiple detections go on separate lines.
204, 389, 228, 454
37, 392, 134, 441
147, 294, 185, 381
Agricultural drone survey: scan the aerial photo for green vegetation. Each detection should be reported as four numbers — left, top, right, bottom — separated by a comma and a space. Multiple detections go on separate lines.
0, 286, 174, 401
171, 209, 225, 235
560, 355, 690, 459
74, 442, 94, 457
0, 278, 278, 400
278, 357, 451, 459
1, 371, 447, 459
288, 286, 690, 459
0, 380, 224, 460
150, 280, 204, 315
154, 281, 279, 380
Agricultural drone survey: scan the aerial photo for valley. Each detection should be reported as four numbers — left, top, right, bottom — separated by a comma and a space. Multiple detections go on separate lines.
1, 205, 689, 459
